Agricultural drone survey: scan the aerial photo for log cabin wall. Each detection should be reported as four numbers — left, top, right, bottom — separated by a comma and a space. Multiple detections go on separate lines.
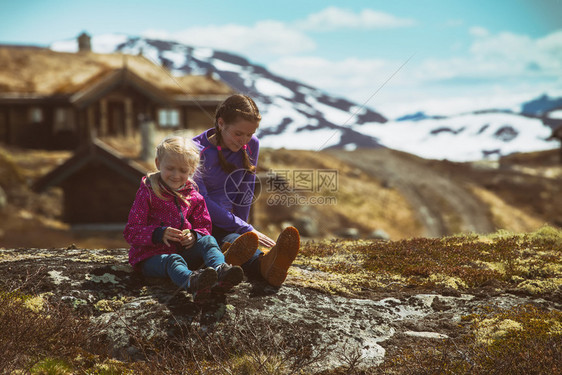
60, 163, 140, 223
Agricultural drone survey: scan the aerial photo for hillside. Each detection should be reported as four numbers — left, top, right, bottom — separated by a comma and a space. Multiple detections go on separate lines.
254, 148, 421, 240
0, 141, 421, 249
1, 142, 561, 249
328, 147, 562, 237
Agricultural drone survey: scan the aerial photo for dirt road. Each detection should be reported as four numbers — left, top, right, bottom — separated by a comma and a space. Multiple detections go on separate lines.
328, 148, 496, 237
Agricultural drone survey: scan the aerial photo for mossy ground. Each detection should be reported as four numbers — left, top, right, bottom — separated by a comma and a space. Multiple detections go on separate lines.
2, 227, 559, 373
292, 226, 562, 301
380, 304, 562, 375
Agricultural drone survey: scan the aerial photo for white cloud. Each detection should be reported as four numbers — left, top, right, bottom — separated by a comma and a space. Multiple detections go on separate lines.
142, 7, 415, 60
143, 18, 561, 118
538, 30, 562, 51
270, 28, 562, 117
469, 26, 490, 38
269, 56, 390, 94
408, 29, 562, 85
296, 6, 416, 31
469, 31, 535, 62
142, 20, 315, 57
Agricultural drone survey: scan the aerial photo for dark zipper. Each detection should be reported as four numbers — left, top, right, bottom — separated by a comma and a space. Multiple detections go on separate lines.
173, 196, 185, 229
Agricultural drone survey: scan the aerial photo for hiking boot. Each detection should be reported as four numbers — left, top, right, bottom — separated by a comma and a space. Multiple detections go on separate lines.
212, 263, 244, 294
223, 232, 259, 266
188, 267, 218, 303
259, 226, 300, 287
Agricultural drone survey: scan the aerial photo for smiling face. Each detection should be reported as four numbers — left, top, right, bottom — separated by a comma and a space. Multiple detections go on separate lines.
218, 117, 259, 152
155, 153, 192, 190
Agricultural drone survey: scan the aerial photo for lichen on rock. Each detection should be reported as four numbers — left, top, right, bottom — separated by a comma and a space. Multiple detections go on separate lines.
0, 229, 560, 373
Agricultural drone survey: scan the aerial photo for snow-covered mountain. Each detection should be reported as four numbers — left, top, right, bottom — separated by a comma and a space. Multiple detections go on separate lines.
52, 34, 560, 161
359, 110, 556, 161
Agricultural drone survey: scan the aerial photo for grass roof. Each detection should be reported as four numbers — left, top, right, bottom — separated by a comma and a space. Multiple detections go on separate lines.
0, 46, 232, 97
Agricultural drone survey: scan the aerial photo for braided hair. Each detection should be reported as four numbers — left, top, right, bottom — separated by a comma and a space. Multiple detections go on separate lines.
214, 94, 261, 174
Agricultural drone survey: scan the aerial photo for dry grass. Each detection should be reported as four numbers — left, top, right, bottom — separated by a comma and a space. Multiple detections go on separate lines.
1, 143, 560, 248
2, 142, 423, 248
469, 185, 545, 233
378, 304, 562, 375
293, 226, 562, 296
127, 312, 325, 375
0, 278, 108, 374
257, 149, 422, 240
0, 275, 324, 374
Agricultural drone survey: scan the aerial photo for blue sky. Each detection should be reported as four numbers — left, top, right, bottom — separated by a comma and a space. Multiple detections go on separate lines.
2, 0, 562, 117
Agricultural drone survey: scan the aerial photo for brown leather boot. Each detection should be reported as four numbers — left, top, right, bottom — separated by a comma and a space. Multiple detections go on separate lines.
260, 226, 300, 287
223, 232, 259, 266
221, 242, 231, 252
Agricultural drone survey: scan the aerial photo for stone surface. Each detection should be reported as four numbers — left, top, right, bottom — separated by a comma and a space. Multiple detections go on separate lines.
0, 247, 559, 372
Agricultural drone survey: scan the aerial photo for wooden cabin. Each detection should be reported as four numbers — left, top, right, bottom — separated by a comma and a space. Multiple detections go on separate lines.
0, 35, 233, 150
33, 139, 148, 225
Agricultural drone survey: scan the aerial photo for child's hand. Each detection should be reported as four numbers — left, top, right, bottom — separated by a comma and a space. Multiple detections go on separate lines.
162, 227, 183, 247
252, 229, 276, 248
181, 229, 196, 249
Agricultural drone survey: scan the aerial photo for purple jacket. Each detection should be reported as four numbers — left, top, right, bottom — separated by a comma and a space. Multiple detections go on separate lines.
124, 176, 212, 267
192, 128, 259, 234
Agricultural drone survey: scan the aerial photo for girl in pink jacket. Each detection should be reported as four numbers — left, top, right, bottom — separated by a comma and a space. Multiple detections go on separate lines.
124, 136, 250, 301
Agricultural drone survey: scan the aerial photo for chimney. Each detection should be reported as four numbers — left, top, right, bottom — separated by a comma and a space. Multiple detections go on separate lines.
139, 114, 156, 162
78, 32, 91, 52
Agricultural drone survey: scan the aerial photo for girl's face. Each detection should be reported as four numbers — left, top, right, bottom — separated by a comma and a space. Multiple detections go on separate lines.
218, 117, 259, 152
155, 154, 191, 190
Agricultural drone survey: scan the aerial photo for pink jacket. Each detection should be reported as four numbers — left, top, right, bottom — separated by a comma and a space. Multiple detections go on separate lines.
124, 176, 212, 267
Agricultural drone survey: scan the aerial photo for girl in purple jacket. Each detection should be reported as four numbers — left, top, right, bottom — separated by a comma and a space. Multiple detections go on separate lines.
193, 94, 300, 287
124, 136, 247, 301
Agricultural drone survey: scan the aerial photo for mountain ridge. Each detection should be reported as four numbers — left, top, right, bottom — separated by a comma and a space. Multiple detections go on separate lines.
51, 34, 560, 161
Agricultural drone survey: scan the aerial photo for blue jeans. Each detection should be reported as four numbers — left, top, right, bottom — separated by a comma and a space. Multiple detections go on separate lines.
141, 235, 224, 289
212, 225, 263, 279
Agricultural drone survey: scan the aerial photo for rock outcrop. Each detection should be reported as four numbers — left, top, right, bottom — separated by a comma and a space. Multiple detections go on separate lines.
0, 246, 560, 372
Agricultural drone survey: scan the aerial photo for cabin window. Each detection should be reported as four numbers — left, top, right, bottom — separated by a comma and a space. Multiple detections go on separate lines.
158, 109, 180, 127
29, 107, 43, 123
54, 108, 76, 133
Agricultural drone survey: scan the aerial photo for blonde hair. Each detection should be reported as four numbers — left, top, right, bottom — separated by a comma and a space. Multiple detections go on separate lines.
146, 136, 200, 205
215, 94, 261, 173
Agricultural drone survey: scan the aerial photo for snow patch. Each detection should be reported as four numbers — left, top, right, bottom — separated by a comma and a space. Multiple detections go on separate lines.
355, 113, 558, 161
161, 50, 186, 68
547, 110, 562, 119
261, 128, 342, 150
92, 34, 129, 54
254, 77, 294, 98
